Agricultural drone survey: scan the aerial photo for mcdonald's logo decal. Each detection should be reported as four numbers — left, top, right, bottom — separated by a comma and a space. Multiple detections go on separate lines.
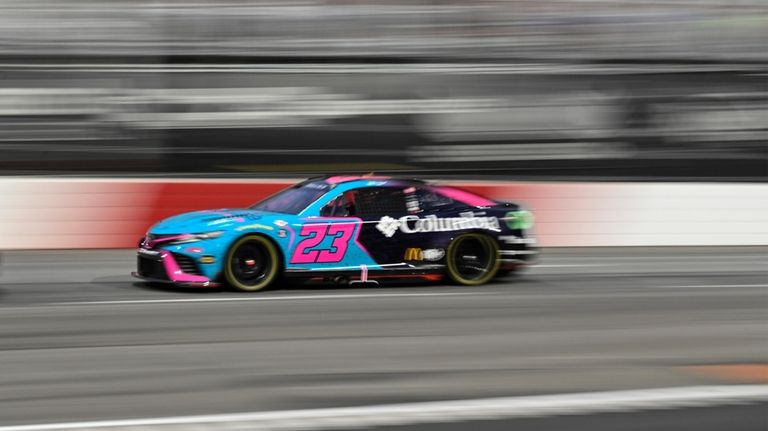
404, 248, 423, 261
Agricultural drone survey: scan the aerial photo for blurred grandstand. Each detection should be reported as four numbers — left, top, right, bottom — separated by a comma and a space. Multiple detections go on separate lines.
0, 0, 765, 179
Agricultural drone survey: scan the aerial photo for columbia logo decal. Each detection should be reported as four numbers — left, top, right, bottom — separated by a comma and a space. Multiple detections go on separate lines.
376, 216, 401, 237
377, 213, 500, 237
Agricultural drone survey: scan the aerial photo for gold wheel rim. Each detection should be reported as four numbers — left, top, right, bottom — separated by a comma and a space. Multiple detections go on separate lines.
224, 235, 280, 291
446, 233, 500, 286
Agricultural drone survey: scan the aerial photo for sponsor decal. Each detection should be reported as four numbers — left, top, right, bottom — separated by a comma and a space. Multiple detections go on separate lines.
504, 210, 534, 230
405, 248, 445, 261
405, 187, 420, 213
274, 220, 288, 227
305, 182, 331, 190
277, 229, 288, 238
423, 248, 446, 261
236, 223, 274, 231
404, 248, 422, 261
377, 212, 500, 238
377, 216, 401, 237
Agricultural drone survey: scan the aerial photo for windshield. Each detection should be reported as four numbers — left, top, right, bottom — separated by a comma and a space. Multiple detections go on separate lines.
249, 180, 331, 214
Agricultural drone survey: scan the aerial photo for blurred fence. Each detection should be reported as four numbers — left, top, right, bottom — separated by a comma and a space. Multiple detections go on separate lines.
0, 68, 765, 178
0, 1, 766, 179
0, 0, 766, 61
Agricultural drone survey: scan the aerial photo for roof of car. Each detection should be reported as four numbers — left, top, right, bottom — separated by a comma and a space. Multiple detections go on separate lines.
307, 175, 427, 187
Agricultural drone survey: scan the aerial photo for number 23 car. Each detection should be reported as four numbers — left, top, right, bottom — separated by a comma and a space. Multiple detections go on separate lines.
132, 176, 537, 291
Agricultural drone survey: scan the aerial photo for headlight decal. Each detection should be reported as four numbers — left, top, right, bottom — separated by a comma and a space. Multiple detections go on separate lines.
504, 210, 534, 230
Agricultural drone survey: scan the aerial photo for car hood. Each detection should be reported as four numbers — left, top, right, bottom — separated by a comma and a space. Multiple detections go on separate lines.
149, 209, 290, 234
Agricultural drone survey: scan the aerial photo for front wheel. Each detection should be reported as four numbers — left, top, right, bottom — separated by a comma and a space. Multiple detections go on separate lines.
446, 233, 500, 285
224, 235, 281, 291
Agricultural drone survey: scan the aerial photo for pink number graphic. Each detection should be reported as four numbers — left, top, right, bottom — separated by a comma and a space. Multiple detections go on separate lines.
291, 224, 326, 264
290, 222, 356, 264
317, 223, 355, 263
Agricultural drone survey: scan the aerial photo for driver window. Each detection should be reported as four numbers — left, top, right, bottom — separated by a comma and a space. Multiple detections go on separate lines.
320, 191, 356, 217
320, 187, 408, 217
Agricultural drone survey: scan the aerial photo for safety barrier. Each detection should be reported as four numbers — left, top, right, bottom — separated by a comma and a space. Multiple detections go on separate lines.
1, 178, 766, 249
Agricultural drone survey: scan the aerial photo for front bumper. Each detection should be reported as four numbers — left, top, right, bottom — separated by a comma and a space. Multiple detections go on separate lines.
132, 248, 221, 288
499, 251, 538, 270
498, 238, 539, 270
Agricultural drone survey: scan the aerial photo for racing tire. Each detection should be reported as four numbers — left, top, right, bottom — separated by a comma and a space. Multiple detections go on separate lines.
446, 233, 500, 286
224, 235, 281, 292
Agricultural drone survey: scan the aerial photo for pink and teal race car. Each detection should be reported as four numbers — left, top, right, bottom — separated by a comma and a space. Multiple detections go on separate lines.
133, 176, 536, 291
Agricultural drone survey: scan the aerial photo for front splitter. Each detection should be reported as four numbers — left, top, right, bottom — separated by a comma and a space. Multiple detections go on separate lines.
131, 272, 222, 288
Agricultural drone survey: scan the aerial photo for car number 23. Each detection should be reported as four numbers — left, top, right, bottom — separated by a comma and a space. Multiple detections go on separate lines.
290, 222, 357, 264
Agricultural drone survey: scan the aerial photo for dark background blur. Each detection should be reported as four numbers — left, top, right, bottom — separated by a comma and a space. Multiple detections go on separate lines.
0, 0, 766, 180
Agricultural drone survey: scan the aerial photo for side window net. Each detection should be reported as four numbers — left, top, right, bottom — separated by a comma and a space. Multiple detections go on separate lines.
355, 188, 407, 216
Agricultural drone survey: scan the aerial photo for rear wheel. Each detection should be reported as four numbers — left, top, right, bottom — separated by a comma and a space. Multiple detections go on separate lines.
446, 233, 500, 285
224, 235, 280, 291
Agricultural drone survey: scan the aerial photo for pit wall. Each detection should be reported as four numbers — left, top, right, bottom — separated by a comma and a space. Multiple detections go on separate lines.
1, 178, 766, 250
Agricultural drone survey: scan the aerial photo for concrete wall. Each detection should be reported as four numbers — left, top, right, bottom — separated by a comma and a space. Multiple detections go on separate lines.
1, 178, 766, 249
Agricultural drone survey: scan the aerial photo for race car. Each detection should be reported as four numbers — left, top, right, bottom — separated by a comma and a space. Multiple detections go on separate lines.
132, 176, 537, 291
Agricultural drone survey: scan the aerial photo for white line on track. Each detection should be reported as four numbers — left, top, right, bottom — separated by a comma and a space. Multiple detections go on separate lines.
533, 264, 615, 268
1, 385, 766, 431
50, 291, 487, 306
656, 284, 768, 289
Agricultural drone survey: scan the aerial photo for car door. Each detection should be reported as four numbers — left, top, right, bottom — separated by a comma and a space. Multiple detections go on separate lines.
332, 186, 411, 267
287, 187, 392, 271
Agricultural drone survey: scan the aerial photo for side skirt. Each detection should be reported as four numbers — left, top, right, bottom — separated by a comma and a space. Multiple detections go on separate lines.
284, 265, 445, 282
